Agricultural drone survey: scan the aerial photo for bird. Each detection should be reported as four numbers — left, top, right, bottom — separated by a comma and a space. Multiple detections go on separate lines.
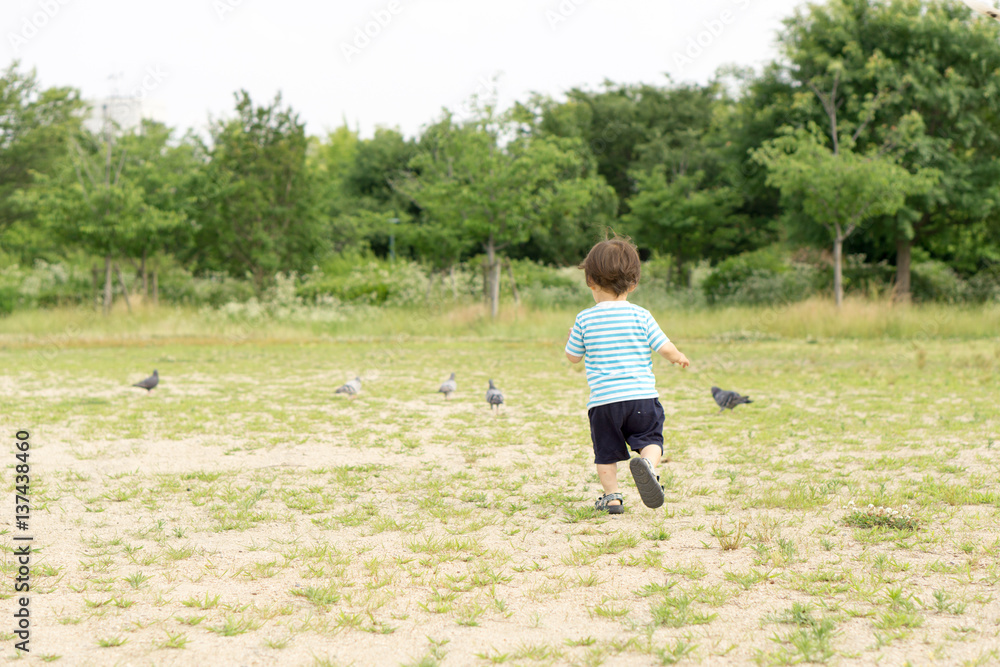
335, 376, 362, 397
132, 369, 159, 393
961, 0, 1000, 21
486, 379, 504, 414
438, 372, 457, 399
711, 386, 752, 413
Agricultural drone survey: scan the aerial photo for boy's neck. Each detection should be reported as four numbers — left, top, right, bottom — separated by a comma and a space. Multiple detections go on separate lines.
592, 288, 630, 303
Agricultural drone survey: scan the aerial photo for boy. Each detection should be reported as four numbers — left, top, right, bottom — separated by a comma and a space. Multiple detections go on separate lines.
565, 235, 690, 514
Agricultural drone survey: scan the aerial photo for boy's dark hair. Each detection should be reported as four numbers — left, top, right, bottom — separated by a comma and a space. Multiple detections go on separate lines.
579, 233, 641, 296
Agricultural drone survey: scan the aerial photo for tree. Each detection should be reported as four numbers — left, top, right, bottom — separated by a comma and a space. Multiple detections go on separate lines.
25, 131, 167, 313
623, 168, 747, 285
777, 0, 1000, 299
115, 120, 196, 296
396, 107, 613, 318
753, 129, 937, 306
192, 92, 325, 289
0, 62, 84, 257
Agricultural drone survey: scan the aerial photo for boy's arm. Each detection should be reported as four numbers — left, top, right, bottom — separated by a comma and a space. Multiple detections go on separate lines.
565, 326, 584, 364
656, 341, 690, 368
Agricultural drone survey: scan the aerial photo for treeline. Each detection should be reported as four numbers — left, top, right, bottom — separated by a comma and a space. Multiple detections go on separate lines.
2, 0, 1000, 315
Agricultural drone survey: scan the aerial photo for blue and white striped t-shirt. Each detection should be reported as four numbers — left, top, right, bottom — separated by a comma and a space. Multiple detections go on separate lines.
565, 301, 669, 409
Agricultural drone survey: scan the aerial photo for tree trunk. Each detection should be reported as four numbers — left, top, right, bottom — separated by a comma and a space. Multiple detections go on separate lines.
141, 248, 148, 298
103, 255, 113, 315
491, 259, 501, 319
505, 259, 520, 306
152, 271, 159, 305
115, 263, 132, 314
486, 234, 500, 319
92, 266, 100, 309
894, 234, 912, 303
833, 237, 844, 308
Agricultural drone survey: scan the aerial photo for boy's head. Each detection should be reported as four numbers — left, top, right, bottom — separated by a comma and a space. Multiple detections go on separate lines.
579, 234, 641, 296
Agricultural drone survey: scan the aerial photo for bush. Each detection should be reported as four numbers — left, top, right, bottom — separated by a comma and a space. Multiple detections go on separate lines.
967, 267, 1000, 304
297, 259, 429, 307
703, 247, 820, 306
0, 260, 94, 314
158, 268, 256, 307
911, 260, 969, 303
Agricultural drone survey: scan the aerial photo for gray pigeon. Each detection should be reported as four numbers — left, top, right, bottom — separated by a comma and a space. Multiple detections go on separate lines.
486, 379, 504, 413
711, 386, 751, 412
336, 376, 362, 397
132, 369, 159, 393
438, 372, 457, 399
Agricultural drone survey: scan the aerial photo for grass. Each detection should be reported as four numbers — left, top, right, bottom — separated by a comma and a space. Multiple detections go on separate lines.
2, 306, 998, 664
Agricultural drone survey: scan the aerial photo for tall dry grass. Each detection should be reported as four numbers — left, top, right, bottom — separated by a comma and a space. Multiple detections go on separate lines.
1, 297, 997, 348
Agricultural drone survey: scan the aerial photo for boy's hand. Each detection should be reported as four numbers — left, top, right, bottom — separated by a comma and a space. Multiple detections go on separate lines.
673, 353, 690, 368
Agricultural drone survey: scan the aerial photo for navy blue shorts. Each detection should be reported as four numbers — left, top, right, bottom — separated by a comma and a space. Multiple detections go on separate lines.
588, 398, 665, 465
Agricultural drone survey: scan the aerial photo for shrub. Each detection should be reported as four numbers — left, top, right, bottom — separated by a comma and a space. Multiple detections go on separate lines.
703, 247, 820, 306
911, 260, 969, 303
297, 259, 429, 307
967, 267, 1000, 304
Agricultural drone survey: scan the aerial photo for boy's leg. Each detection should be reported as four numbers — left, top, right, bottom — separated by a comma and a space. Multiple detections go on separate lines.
639, 444, 662, 469
596, 463, 620, 505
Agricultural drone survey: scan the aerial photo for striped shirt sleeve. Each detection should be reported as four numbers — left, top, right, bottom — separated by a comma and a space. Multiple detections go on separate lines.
646, 312, 669, 351
565, 317, 585, 357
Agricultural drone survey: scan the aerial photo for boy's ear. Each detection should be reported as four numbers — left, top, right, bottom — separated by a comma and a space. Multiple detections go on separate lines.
627, 283, 638, 293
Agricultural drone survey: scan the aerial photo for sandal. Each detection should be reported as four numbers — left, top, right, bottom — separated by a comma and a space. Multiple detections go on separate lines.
595, 492, 624, 514
629, 457, 665, 509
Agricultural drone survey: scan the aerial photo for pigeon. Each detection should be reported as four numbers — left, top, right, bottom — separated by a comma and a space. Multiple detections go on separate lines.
132, 369, 159, 393
711, 386, 752, 413
438, 372, 457, 399
335, 376, 362, 397
961, 0, 1000, 21
486, 379, 504, 413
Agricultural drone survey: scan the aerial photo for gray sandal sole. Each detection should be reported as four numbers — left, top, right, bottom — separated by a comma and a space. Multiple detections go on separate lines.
629, 457, 665, 509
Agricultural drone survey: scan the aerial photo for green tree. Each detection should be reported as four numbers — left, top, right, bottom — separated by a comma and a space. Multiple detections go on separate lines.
24, 127, 169, 313
115, 120, 197, 297
753, 128, 937, 306
778, 0, 1000, 298
396, 107, 612, 318
0, 62, 84, 257
623, 168, 747, 285
192, 91, 325, 289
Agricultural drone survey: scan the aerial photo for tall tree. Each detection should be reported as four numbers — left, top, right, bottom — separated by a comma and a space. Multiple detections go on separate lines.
623, 168, 748, 285
754, 128, 937, 306
396, 108, 613, 318
0, 62, 84, 256
778, 0, 1000, 299
192, 91, 325, 289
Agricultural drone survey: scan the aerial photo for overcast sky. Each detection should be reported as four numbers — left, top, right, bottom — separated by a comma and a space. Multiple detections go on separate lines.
4, 0, 807, 139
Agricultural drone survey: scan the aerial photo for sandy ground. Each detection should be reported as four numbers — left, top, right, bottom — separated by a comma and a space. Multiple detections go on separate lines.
2, 339, 999, 666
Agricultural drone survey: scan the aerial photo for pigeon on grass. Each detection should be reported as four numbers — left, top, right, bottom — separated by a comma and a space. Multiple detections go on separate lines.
486, 379, 504, 414
336, 376, 362, 398
711, 386, 752, 413
438, 373, 457, 399
132, 369, 159, 393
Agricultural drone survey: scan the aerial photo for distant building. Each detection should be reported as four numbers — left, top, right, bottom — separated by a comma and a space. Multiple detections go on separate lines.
83, 96, 168, 135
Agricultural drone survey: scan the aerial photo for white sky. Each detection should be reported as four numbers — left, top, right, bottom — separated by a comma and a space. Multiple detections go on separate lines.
4, 0, 806, 139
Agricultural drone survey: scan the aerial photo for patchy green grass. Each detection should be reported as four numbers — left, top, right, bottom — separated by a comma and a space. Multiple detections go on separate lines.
2, 330, 998, 664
